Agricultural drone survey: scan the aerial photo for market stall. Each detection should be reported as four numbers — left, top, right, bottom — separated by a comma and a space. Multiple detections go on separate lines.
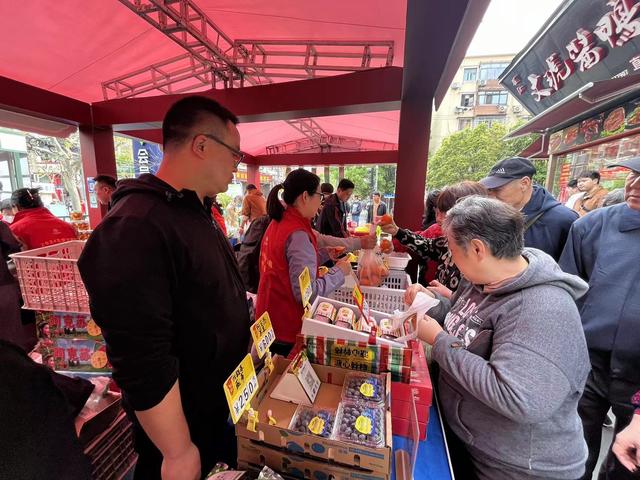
499, 0, 640, 192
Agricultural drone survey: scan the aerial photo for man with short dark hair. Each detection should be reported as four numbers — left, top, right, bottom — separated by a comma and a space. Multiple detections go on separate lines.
350, 195, 363, 225
481, 156, 578, 261
240, 183, 266, 234
574, 170, 608, 217
560, 157, 640, 480
93, 174, 117, 207
366, 192, 387, 224
318, 178, 354, 237
78, 96, 250, 480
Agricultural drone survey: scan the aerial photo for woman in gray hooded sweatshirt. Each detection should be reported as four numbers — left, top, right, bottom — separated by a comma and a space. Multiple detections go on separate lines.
408, 196, 591, 480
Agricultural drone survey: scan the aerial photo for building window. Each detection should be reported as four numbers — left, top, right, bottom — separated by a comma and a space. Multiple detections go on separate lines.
458, 118, 473, 130
463, 67, 477, 82
460, 94, 475, 107
479, 62, 510, 81
474, 116, 506, 127
478, 91, 508, 105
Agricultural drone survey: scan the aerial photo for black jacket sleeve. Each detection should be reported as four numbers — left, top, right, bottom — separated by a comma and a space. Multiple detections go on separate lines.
78, 216, 179, 411
318, 197, 346, 238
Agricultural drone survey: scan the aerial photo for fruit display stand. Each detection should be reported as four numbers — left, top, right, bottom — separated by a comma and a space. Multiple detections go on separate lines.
236, 355, 394, 477
329, 270, 411, 314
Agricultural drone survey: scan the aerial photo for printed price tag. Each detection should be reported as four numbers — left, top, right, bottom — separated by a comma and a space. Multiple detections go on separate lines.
250, 312, 276, 359
298, 267, 313, 307
223, 354, 259, 424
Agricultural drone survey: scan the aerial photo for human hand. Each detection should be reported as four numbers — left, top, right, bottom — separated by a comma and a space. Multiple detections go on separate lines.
427, 280, 452, 299
612, 414, 640, 472
379, 222, 399, 236
161, 442, 201, 480
359, 235, 377, 250
326, 246, 346, 261
336, 258, 353, 276
417, 315, 444, 345
403, 284, 434, 305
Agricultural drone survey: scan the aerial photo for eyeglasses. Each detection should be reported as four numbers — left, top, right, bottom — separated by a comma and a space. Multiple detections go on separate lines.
199, 133, 245, 168
312, 191, 325, 201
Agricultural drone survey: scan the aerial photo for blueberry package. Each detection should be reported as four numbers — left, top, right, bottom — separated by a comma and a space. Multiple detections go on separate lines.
335, 401, 385, 448
341, 372, 385, 405
288, 406, 337, 438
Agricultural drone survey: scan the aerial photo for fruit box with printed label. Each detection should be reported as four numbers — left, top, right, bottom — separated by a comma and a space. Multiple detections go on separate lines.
301, 297, 416, 348
390, 342, 432, 408
235, 356, 392, 474
237, 437, 390, 480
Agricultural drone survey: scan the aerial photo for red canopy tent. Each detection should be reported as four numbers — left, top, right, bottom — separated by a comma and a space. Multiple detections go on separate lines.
0, 0, 489, 227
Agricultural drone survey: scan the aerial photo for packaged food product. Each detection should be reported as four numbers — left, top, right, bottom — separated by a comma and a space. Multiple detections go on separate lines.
341, 372, 385, 405
334, 307, 356, 329
378, 318, 404, 339
288, 405, 337, 438
314, 301, 336, 323
335, 401, 385, 448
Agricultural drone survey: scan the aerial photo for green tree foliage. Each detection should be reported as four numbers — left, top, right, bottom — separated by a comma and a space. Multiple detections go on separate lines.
427, 123, 543, 189
327, 165, 397, 200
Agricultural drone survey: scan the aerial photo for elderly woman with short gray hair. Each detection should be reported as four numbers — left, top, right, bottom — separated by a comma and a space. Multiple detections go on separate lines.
409, 196, 591, 480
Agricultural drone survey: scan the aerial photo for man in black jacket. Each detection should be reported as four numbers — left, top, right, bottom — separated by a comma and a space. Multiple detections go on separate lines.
78, 96, 251, 480
318, 178, 354, 237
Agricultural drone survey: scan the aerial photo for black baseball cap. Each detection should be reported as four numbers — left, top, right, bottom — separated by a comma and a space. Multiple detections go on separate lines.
608, 156, 640, 174
480, 157, 537, 189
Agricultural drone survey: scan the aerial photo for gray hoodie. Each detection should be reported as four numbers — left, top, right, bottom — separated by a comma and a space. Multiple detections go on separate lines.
432, 248, 590, 479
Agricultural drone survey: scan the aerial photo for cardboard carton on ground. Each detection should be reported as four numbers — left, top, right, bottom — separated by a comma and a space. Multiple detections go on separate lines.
237, 437, 390, 480
236, 355, 393, 474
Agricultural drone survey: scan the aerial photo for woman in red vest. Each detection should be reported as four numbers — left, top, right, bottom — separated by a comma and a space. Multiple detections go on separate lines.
256, 169, 351, 356
10, 188, 78, 250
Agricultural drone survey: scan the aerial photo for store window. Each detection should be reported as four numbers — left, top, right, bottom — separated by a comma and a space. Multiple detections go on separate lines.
552, 131, 640, 198
458, 118, 473, 130
479, 62, 509, 81
463, 67, 477, 82
460, 93, 475, 107
474, 116, 506, 127
478, 91, 508, 105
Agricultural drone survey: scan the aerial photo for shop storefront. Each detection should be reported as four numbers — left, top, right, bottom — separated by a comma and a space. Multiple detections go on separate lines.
499, 0, 640, 198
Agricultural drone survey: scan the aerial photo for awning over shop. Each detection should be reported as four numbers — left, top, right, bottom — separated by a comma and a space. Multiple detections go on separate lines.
506, 74, 640, 139
517, 134, 548, 159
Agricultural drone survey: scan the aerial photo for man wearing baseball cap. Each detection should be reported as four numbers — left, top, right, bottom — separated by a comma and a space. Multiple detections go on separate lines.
560, 157, 640, 480
480, 157, 578, 260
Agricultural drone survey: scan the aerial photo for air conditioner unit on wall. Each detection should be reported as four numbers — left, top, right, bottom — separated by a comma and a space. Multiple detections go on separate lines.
451, 82, 460, 90
478, 80, 487, 87
498, 105, 507, 113
513, 105, 522, 113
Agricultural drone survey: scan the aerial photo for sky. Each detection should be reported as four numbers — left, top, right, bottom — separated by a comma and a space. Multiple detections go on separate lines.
466, 0, 565, 56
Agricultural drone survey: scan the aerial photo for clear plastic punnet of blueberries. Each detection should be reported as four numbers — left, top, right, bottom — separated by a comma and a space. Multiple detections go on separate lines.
286, 372, 386, 448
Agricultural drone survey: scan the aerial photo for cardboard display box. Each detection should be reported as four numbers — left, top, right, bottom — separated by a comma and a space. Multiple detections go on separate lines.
390, 342, 432, 408
236, 356, 393, 475
391, 417, 427, 442
391, 398, 429, 425
237, 437, 390, 480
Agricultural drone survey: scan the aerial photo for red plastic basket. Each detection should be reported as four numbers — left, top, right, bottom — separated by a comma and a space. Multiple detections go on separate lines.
10, 240, 90, 314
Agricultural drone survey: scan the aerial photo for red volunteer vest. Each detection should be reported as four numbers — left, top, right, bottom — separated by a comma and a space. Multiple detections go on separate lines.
10, 207, 78, 250
256, 207, 318, 344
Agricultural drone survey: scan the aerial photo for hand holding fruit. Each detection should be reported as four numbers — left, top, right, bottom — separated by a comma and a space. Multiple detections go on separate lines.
378, 214, 399, 236
427, 280, 452, 299
359, 234, 377, 250
326, 246, 346, 261
417, 315, 444, 345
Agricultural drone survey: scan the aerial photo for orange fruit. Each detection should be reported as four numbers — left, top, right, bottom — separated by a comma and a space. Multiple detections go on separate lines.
378, 214, 393, 226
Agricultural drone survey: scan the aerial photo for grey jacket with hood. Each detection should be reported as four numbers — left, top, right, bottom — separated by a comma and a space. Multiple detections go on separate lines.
432, 248, 590, 479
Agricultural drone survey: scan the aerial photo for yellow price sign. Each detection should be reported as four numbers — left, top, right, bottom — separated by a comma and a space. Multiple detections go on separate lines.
250, 312, 276, 359
353, 284, 364, 310
298, 266, 313, 307
223, 353, 259, 424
